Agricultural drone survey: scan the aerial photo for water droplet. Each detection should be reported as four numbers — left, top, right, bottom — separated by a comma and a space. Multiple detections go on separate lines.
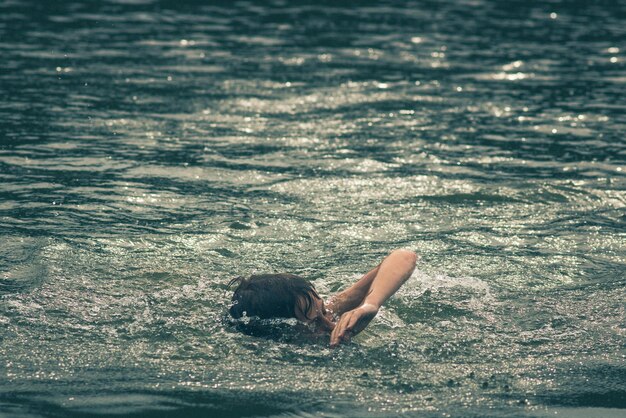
318, 53, 332, 62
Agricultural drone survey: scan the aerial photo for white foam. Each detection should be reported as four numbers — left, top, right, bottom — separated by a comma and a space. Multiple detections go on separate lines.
403, 269, 493, 299
396, 269, 497, 323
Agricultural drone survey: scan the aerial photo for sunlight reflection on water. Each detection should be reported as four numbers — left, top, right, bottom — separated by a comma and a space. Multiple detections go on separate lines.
1, 0, 625, 416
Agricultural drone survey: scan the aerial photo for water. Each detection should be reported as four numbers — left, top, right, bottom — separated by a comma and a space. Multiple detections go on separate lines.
1, 0, 625, 416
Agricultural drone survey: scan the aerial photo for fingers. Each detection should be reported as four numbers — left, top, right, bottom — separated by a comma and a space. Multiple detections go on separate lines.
330, 311, 360, 347
329, 304, 380, 347
346, 313, 359, 331
329, 314, 345, 346
330, 312, 350, 347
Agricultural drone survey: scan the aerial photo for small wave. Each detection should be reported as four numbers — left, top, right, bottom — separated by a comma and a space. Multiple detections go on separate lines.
406, 269, 493, 299
394, 270, 496, 324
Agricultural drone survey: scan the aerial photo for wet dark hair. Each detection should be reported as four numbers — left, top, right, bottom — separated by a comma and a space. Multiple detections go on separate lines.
228, 273, 318, 320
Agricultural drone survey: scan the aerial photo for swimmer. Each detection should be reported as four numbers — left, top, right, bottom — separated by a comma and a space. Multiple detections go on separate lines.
228, 249, 417, 347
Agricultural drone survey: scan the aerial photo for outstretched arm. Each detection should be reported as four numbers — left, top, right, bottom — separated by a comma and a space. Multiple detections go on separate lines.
325, 264, 381, 317
330, 249, 417, 347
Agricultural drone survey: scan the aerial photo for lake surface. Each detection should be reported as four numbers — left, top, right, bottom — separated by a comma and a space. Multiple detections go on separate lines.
1, 1, 625, 417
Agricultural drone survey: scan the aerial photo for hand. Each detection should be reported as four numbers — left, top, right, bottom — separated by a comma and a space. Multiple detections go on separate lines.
330, 303, 379, 347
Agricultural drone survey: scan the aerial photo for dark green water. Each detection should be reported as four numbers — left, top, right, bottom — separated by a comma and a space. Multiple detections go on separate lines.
1, 1, 625, 417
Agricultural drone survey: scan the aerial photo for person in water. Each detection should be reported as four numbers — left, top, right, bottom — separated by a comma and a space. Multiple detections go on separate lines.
229, 249, 417, 347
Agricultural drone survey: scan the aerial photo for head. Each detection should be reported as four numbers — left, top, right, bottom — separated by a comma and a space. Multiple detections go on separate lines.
228, 273, 334, 332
